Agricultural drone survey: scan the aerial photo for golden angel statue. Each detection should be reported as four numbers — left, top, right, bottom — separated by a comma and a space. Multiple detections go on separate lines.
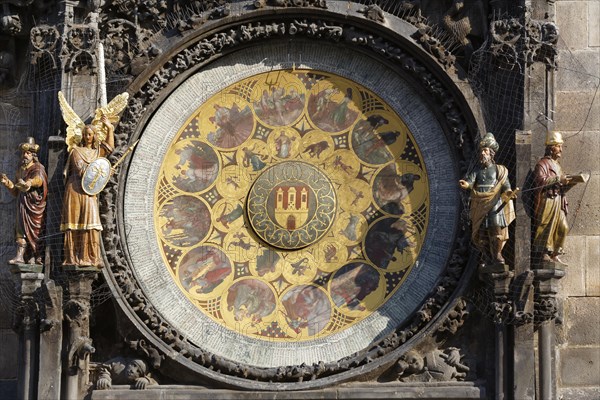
58, 91, 129, 267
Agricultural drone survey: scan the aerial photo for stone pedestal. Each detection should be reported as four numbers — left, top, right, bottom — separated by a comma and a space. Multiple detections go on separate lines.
37, 279, 63, 400
480, 267, 513, 400
62, 268, 98, 400
10, 264, 44, 400
533, 266, 565, 400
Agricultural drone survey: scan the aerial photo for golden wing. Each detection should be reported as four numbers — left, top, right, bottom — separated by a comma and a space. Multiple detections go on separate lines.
91, 92, 130, 142
57, 91, 85, 152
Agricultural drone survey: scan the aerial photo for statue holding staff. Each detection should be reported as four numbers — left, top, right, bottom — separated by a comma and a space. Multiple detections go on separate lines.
58, 91, 129, 267
0, 137, 48, 264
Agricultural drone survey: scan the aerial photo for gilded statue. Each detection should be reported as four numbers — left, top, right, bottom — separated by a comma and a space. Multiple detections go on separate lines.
0, 137, 48, 264
57, 91, 129, 267
459, 132, 516, 269
532, 131, 585, 266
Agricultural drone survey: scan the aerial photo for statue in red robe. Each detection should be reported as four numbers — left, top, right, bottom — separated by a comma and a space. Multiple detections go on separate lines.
1, 137, 48, 264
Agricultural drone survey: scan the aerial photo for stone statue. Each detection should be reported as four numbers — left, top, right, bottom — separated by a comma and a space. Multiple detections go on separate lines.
396, 348, 470, 382
96, 357, 158, 390
532, 131, 583, 265
0, 137, 48, 264
459, 133, 515, 270
58, 91, 129, 267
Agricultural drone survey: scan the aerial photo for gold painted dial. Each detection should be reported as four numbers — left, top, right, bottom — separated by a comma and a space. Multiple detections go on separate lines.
154, 69, 429, 341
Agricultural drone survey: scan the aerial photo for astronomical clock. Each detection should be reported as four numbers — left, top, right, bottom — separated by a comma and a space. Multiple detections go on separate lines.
106, 14, 478, 391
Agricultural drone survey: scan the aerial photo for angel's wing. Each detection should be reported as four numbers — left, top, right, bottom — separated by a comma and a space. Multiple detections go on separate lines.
57, 91, 85, 152
91, 92, 130, 142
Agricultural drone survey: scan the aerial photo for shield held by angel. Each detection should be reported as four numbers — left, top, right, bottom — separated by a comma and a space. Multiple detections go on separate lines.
57, 91, 129, 268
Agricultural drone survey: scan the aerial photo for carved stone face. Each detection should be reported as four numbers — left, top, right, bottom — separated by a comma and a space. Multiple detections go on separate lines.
406, 352, 425, 373
125, 362, 143, 381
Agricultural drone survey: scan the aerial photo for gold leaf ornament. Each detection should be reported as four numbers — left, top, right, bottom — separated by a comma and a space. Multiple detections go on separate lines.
57, 91, 85, 152
58, 91, 129, 151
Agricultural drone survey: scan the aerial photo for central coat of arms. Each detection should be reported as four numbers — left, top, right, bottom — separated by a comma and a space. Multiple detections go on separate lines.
247, 161, 336, 249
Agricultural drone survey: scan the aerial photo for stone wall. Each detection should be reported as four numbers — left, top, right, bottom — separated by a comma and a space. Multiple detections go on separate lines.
0, 105, 29, 398
555, 1, 600, 398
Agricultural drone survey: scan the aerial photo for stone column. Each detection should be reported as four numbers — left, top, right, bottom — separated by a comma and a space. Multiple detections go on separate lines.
533, 266, 565, 400
10, 265, 44, 400
37, 279, 63, 400
511, 130, 536, 400
481, 268, 514, 400
62, 269, 97, 400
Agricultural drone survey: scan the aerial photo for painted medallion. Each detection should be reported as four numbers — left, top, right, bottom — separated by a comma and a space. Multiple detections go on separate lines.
247, 161, 336, 250
154, 69, 429, 341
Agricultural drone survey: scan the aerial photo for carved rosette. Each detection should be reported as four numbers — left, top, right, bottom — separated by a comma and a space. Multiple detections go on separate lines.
99, 14, 478, 387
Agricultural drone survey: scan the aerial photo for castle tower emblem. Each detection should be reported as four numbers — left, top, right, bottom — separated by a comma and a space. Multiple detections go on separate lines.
274, 186, 310, 229
247, 161, 337, 250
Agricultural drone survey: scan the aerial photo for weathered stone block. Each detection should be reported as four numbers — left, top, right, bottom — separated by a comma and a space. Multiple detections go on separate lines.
556, 50, 600, 92
555, 91, 600, 132
559, 387, 600, 400
0, 330, 17, 379
561, 235, 586, 296
586, 236, 600, 296
556, 2, 589, 50
589, 2, 600, 47
559, 347, 600, 386
568, 173, 600, 236
561, 131, 600, 174
564, 297, 600, 345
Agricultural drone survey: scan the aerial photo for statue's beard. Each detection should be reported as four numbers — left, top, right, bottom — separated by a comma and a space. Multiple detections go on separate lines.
479, 154, 493, 167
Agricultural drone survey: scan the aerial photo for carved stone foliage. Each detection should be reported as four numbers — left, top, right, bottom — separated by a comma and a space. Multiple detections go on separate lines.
413, 27, 457, 70
358, 4, 385, 23
525, 19, 558, 69
396, 347, 470, 382
30, 25, 60, 68
10, 271, 44, 333
533, 268, 564, 323
102, 19, 160, 77
100, 17, 475, 385
254, 0, 327, 8
490, 17, 522, 69
489, 15, 558, 70
61, 24, 98, 74
437, 298, 470, 336
534, 296, 558, 323
98, 1, 234, 77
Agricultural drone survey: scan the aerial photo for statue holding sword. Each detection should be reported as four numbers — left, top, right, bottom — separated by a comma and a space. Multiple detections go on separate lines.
58, 91, 129, 267
459, 132, 517, 271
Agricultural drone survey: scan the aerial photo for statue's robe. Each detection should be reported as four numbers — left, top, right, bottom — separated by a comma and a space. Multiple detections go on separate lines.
532, 156, 568, 255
